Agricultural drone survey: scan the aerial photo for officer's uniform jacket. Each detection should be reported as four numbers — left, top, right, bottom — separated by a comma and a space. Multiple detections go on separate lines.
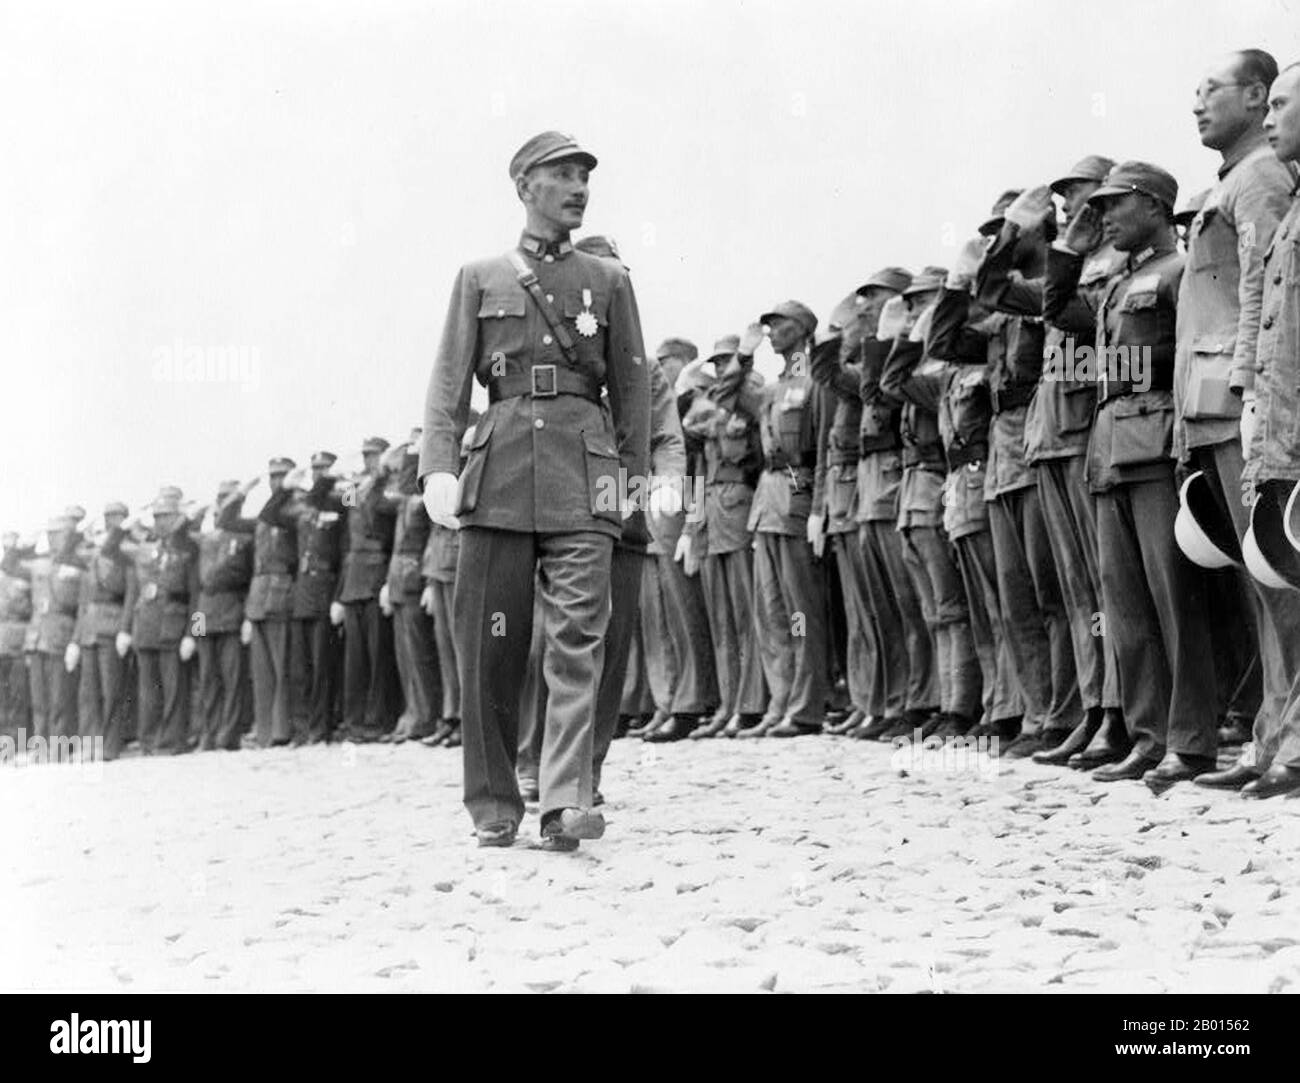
2, 544, 85, 655
73, 527, 132, 647
387, 487, 433, 603
0, 564, 32, 659
1175, 135, 1298, 459
418, 232, 651, 545
686, 370, 762, 557
878, 335, 947, 531
931, 285, 1042, 500
1245, 188, 1300, 484
809, 335, 863, 536
124, 525, 200, 650
715, 355, 828, 538
284, 477, 345, 620
317, 475, 396, 605
217, 491, 297, 622
195, 524, 254, 635
1050, 239, 1184, 494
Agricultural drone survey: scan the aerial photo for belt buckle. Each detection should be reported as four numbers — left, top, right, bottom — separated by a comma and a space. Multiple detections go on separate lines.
531, 364, 557, 397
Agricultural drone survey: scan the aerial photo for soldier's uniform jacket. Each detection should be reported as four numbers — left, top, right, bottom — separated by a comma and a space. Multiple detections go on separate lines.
879, 336, 946, 531
289, 477, 344, 619
387, 491, 432, 603
318, 475, 396, 604
979, 227, 1122, 464
1175, 136, 1298, 460
716, 356, 828, 538
0, 562, 34, 658
809, 335, 863, 536
685, 371, 762, 557
1245, 189, 1300, 485
1051, 240, 1183, 494
124, 525, 200, 650
195, 527, 254, 635
931, 285, 1042, 500
218, 491, 297, 622
74, 527, 133, 646
418, 233, 651, 545
2, 545, 85, 655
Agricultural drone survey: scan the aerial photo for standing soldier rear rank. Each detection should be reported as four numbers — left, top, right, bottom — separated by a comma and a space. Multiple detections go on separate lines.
2, 516, 84, 744
682, 339, 770, 738
323, 436, 401, 742
0, 532, 33, 748
418, 131, 650, 851
218, 458, 298, 748
715, 302, 830, 737
124, 491, 200, 755
288, 451, 345, 744
1050, 162, 1220, 786
381, 435, 442, 744
72, 501, 136, 759
194, 481, 254, 751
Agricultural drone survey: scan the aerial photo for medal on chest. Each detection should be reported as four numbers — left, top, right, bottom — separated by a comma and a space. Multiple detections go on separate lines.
574, 288, 598, 338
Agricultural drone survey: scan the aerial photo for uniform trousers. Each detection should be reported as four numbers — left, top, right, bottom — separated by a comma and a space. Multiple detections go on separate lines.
250, 619, 291, 746
638, 558, 677, 715
955, 530, 1023, 725
753, 532, 828, 727
700, 547, 767, 718
831, 531, 880, 715
198, 632, 246, 751
861, 520, 938, 714
426, 580, 461, 721
392, 600, 441, 737
77, 639, 134, 760
655, 544, 719, 717
0, 655, 31, 747
340, 599, 400, 741
289, 617, 340, 743
29, 651, 77, 742
136, 648, 191, 755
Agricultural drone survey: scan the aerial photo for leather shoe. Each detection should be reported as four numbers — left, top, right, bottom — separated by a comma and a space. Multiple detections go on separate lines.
475, 821, 518, 848
421, 718, 456, 747
1068, 713, 1131, 770
1194, 762, 1260, 790
627, 709, 667, 739
1033, 711, 1101, 765
1092, 747, 1163, 782
1001, 731, 1045, 760
736, 715, 778, 739
444, 726, 462, 749
721, 713, 759, 738
1217, 714, 1254, 746
1242, 764, 1300, 799
645, 714, 698, 742
768, 718, 819, 738
932, 713, 976, 740
1143, 752, 1218, 793
824, 708, 865, 736
853, 714, 895, 740
918, 711, 948, 739
691, 713, 730, 739
880, 716, 916, 741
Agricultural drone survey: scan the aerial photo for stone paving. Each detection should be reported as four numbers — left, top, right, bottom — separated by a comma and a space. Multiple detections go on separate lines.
2, 733, 1299, 993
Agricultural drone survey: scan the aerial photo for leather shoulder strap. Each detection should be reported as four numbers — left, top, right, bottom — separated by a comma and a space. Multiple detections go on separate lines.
506, 250, 579, 366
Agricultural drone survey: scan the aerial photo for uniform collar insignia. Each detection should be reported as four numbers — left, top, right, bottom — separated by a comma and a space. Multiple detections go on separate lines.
519, 233, 573, 259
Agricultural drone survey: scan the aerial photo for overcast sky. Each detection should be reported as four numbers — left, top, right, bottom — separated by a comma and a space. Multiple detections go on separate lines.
4, 0, 1300, 530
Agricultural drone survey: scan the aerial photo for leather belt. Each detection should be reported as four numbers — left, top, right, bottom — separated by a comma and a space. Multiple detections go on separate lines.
946, 441, 988, 470
902, 445, 945, 469
828, 452, 858, 467
765, 452, 817, 471
489, 365, 601, 403
1097, 374, 1174, 405
990, 383, 1035, 414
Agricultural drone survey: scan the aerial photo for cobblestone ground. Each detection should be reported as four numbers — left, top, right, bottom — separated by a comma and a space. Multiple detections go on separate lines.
3, 733, 1299, 993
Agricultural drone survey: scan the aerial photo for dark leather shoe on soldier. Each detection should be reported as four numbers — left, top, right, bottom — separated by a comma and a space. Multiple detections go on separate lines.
476, 821, 518, 848
645, 714, 698, 742
1033, 711, 1102, 765
1068, 713, 1132, 770
1194, 762, 1260, 790
1241, 764, 1300, 799
444, 726, 462, 749
824, 708, 865, 736
1001, 731, 1045, 760
691, 713, 730, 739
1092, 747, 1163, 782
918, 711, 948, 739
769, 718, 819, 738
627, 709, 667, 739
1143, 751, 1218, 793
932, 713, 976, 740
880, 716, 915, 741
536, 807, 606, 852
853, 714, 894, 740
721, 713, 761, 738
736, 715, 778, 739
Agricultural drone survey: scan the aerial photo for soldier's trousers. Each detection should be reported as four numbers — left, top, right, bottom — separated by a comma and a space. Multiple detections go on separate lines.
198, 632, 246, 751
656, 545, 720, 717
955, 530, 1023, 725
77, 639, 134, 759
831, 530, 880, 715
861, 520, 938, 715
426, 580, 461, 721
249, 619, 291, 745
753, 532, 828, 727
639, 558, 677, 715
136, 647, 191, 754
621, 615, 652, 717
0, 654, 30, 747
899, 526, 981, 721
1096, 472, 1219, 759
701, 547, 767, 718
29, 651, 77, 742
392, 600, 441, 736
1036, 455, 1113, 712
289, 617, 339, 743
988, 486, 1080, 734
340, 600, 399, 741
1195, 441, 1300, 768
456, 527, 612, 829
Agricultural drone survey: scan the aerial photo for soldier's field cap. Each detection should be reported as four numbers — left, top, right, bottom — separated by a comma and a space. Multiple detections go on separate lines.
979, 189, 1024, 236
827, 292, 865, 334
676, 358, 716, 396
904, 266, 948, 296
158, 485, 183, 499
103, 500, 130, 518
268, 456, 296, 475
361, 436, 390, 454
706, 334, 741, 363
151, 492, 181, 515
216, 479, 241, 500
1174, 188, 1210, 229
509, 131, 597, 182
656, 337, 698, 363
1088, 161, 1178, 212
64, 504, 87, 523
856, 266, 913, 296
759, 300, 817, 337
1049, 155, 1116, 195
46, 513, 76, 532
310, 450, 338, 469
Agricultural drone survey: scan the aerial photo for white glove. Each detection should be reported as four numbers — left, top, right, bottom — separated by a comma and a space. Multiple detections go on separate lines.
1240, 391, 1260, 458
329, 601, 346, 628
64, 642, 80, 673
947, 237, 987, 288
908, 305, 935, 344
115, 631, 132, 658
179, 635, 196, 662
1003, 185, 1054, 231
648, 479, 682, 523
420, 584, 435, 616
421, 472, 459, 529
379, 583, 392, 616
876, 296, 909, 341
240, 618, 253, 646
806, 513, 826, 558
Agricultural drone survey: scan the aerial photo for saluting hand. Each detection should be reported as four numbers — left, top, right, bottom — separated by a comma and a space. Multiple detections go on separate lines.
908, 304, 935, 344
738, 322, 766, 357
876, 296, 909, 341
1063, 203, 1103, 255
948, 237, 987, 287
1004, 185, 1054, 232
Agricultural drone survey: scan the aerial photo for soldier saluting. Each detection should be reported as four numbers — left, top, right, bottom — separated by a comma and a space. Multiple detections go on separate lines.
418, 131, 650, 851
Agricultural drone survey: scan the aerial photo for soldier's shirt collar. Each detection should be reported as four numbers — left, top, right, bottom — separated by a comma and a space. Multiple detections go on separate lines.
519, 233, 573, 260
1218, 129, 1270, 179
1127, 241, 1173, 273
